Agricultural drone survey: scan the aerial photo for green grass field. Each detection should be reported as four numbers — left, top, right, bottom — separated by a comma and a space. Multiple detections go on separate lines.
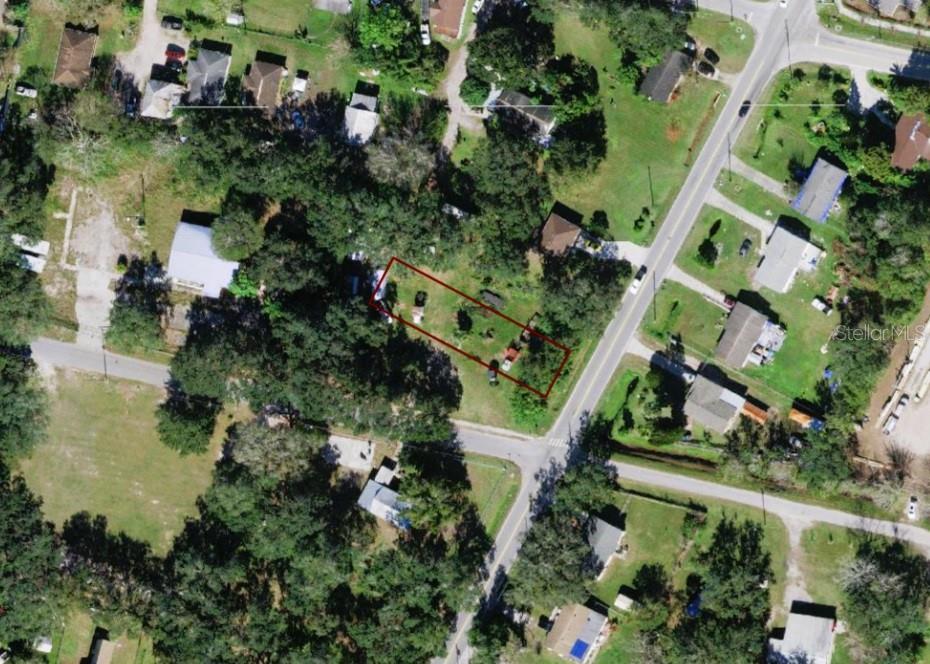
688, 10, 755, 74
818, 5, 930, 50
642, 280, 727, 358
677, 205, 764, 296
551, 13, 726, 243
464, 453, 520, 537
734, 63, 852, 184
17, 370, 222, 554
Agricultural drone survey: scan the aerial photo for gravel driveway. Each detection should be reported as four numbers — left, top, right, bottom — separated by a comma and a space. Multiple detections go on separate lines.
118, 0, 190, 87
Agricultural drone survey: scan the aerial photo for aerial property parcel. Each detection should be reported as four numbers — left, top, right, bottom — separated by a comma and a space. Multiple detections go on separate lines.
371, 257, 571, 397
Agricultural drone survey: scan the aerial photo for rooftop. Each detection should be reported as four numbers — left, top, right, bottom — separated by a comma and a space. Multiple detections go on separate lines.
244, 56, 286, 112
754, 223, 822, 294
639, 50, 692, 103
344, 91, 380, 144
546, 603, 609, 663
430, 0, 466, 38
187, 42, 232, 105
769, 604, 837, 664
790, 158, 847, 223
166, 221, 240, 298
684, 373, 746, 434
716, 303, 784, 368
357, 478, 409, 529
140, 79, 186, 120
493, 89, 557, 136
53, 27, 98, 88
588, 516, 624, 571
540, 208, 583, 255
891, 113, 930, 171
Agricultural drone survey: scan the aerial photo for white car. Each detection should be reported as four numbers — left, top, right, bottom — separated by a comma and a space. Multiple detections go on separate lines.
883, 415, 899, 435
779, 0, 788, 7
628, 265, 648, 295
472, 0, 486, 14
420, 23, 431, 46
15, 84, 37, 99
907, 496, 919, 521
894, 394, 910, 418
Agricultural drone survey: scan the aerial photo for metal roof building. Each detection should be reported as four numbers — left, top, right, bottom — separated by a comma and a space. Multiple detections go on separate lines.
754, 223, 823, 294
684, 373, 746, 434
769, 604, 837, 664
588, 516, 625, 579
791, 158, 847, 223
166, 221, 239, 298
344, 91, 380, 144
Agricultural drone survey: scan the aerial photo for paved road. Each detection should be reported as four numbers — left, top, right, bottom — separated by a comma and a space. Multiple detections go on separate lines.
32, 337, 169, 387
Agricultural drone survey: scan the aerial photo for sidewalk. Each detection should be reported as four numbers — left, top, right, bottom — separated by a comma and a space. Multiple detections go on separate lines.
667, 265, 729, 308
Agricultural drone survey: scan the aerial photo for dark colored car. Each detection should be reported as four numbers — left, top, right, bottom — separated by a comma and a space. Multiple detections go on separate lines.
739, 237, 752, 257
723, 294, 736, 310
696, 61, 716, 78
161, 16, 183, 30
703, 47, 720, 65
739, 100, 752, 118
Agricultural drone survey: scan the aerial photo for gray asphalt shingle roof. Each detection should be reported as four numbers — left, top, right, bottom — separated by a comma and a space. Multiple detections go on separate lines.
187, 44, 232, 105
684, 374, 746, 434
640, 51, 692, 102
791, 158, 847, 223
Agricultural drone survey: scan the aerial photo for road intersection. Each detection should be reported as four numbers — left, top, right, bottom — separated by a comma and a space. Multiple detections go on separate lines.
28, 2, 930, 660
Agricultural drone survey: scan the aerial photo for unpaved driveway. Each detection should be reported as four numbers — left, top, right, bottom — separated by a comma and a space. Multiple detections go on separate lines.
441, 22, 484, 151
68, 191, 130, 349
117, 0, 190, 86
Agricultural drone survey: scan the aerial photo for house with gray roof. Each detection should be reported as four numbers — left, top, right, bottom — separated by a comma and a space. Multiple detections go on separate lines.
716, 302, 785, 368
684, 373, 746, 434
166, 221, 239, 298
357, 460, 410, 529
769, 603, 838, 664
791, 158, 847, 223
754, 223, 823, 294
588, 516, 625, 579
492, 89, 557, 138
344, 85, 380, 144
870, 0, 921, 18
546, 602, 610, 663
187, 41, 232, 105
640, 50, 693, 103
141, 78, 186, 119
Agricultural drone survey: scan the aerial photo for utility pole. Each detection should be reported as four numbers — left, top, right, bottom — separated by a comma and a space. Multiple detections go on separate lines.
730, 0, 734, 21
726, 134, 732, 181
647, 165, 655, 208
652, 272, 658, 322
784, 19, 793, 70
760, 487, 767, 524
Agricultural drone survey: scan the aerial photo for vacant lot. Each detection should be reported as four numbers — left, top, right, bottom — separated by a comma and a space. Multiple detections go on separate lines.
677, 205, 764, 296
551, 13, 725, 244
642, 279, 727, 358
734, 63, 852, 184
465, 453, 520, 537
18, 370, 221, 554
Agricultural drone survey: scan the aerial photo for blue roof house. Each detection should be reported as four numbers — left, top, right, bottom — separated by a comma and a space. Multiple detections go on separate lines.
791, 158, 847, 223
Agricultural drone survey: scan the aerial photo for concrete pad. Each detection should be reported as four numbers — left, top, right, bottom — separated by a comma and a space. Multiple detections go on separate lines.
325, 435, 374, 472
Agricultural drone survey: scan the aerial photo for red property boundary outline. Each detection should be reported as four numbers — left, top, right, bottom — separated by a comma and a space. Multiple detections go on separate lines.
368, 257, 572, 398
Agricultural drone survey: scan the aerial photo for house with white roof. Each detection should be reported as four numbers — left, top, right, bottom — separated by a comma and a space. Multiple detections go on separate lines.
769, 602, 838, 664
166, 221, 239, 298
754, 223, 823, 294
357, 460, 410, 529
344, 83, 380, 144
141, 78, 186, 120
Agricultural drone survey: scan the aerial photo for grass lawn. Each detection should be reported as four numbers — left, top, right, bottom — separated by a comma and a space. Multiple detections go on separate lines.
17, 370, 223, 554
464, 453, 520, 537
642, 280, 727, 358
551, 13, 726, 244
49, 610, 153, 664
677, 205, 764, 296
688, 10, 755, 74
734, 63, 852, 184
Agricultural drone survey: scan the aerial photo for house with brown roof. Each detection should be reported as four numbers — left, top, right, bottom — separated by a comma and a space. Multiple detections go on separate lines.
243, 54, 286, 113
540, 207, 583, 255
546, 602, 610, 663
53, 26, 98, 88
430, 0, 466, 38
891, 113, 930, 171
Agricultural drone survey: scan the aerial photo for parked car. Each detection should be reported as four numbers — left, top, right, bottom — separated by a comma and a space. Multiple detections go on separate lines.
14, 84, 37, 98
723, 294, 736, 310
702, 47, 720, 65
472, 0, 486, 13
738, 100, 752, 117
629, 265, 648, 295
779, 0, 789, 7
420, 23, 431, 46
165, 45, 186, 60
161, 16, 183, 30
739, 237, 752, 257
696, 61, 716, 79
908, 496, 919, 521
811, 297, 831, 314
